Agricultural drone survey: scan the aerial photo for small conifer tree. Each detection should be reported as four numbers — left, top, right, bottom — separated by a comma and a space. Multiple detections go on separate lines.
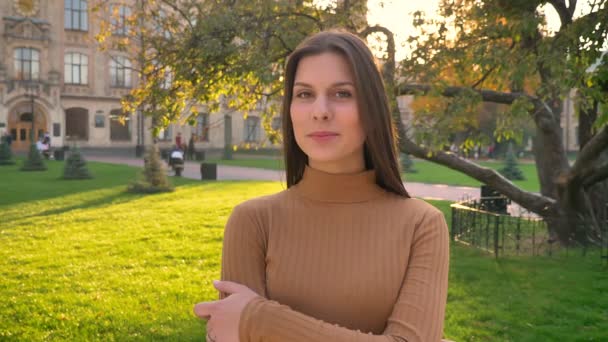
128, 144, 173, 193
401, 153, 418, 173
0, 142, 15, 165
21, 143, 47, 171
62, 147, 92, 179
499, 143, 525, 180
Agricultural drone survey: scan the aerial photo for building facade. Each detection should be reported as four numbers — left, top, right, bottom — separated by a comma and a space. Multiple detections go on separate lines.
0, 0, 276, 154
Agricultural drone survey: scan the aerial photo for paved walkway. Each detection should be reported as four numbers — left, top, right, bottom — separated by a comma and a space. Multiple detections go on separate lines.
87, 156, 480, 202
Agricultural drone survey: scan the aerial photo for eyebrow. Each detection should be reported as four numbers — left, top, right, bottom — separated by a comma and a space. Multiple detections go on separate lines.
293, 81, 355, 87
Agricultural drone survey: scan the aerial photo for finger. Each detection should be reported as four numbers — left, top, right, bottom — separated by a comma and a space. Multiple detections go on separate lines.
193, 301, 218, 319
213, 280, 246, 294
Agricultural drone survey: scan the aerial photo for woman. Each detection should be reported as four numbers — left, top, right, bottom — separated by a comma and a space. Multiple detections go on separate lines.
194, 30, 450, 342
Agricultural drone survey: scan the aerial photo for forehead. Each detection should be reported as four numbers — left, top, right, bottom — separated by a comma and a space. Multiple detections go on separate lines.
293, 52, 355, 85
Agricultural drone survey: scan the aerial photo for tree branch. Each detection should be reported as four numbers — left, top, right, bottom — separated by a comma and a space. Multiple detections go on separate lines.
160, 0, 194, 31
553, 2, 608, 43
359, 25, 396, 91
398, 83, 531, 105
471, 65, 496, 89
359, 25, 396, 63
471, 41, 515, 89
273, 11, 324, 31
569, 0, 578, 17
399, 137, 557, 216
569, 125, 608, 180
583, 161, 608, 187
398, 83, 559, 133
548, 0, 573, 26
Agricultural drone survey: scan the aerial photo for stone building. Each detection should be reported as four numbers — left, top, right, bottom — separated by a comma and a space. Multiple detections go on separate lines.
0, 0, 277, 155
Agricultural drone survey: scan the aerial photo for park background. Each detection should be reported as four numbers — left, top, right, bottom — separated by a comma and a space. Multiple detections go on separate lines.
1, 0, 608, 341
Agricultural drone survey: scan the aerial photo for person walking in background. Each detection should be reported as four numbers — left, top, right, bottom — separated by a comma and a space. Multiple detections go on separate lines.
194, 30, 450, 342
187, 135, 195, 161
175, 132, 183, 151
43, 133, 51, 149
36, 135, 50, 159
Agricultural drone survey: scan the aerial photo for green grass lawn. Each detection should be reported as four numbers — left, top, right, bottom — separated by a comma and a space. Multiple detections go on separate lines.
1, 161, 605, 341
205, 157, 285, 171
205, 157, 541, 192
403, 160, 540, 192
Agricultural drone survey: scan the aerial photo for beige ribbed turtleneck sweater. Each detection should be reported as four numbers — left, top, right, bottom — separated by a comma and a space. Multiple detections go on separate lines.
220, 166, 449, 342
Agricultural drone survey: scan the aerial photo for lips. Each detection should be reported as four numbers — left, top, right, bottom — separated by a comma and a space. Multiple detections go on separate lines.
308, 131, 339, 137
308, 131, 339, 143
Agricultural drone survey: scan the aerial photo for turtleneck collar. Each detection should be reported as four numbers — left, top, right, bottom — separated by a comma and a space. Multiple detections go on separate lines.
291, 166, 386, 203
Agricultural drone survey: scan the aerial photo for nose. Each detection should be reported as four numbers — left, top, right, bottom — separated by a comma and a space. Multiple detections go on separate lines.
312, 96, 331, 121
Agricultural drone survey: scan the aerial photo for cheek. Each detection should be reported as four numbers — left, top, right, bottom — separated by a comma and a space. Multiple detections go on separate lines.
290, 103, 307, 133
339, 105, 365, 139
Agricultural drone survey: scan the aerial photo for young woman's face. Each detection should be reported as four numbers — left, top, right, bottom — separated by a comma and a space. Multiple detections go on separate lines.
290, 52, 366, 174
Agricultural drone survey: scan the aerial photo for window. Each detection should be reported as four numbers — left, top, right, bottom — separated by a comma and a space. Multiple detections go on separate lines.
110, 56, 132, 87
94, 111, 104, 128
255, 99, 265, 111
156, 9, 171, 39
14, 48, 40, 80
161, 67, 172, 89
65, 108, 89, 140
111, 5, 131, 36
157, 126, 172, 141
53, 123, 61, 137
244, 116, 260, 143
194, 113, 209, 142
271, 117, 282, 131
64, 53, 88, 85
64, 0, 88, 31
109, 109, 131, 141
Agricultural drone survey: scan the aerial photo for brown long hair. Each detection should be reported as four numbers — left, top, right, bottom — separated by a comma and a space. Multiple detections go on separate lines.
282, 29, 409, 198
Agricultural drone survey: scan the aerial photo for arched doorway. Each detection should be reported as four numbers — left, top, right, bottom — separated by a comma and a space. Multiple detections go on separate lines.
7, 103, 48, 151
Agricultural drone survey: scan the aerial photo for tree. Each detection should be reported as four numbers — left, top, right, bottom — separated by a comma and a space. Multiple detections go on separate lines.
395, 0, 608, 245
0, 142, 15, 165
499, 143, 525, 180
400, 153, 418, 173
92, 0, 608, 245
62, 147, 93, 179
128, 144, 173, 193
20, 143, 46, 171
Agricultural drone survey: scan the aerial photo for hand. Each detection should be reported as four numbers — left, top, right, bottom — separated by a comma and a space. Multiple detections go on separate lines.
194, 280, 260, 342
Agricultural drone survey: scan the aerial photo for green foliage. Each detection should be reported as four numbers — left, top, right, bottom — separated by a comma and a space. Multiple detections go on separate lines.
402, 0, 608, 149
400, 153, 418, 173
92, 0, 363, 132
128, 144, 173, 193
499, 143, 526, 180
0, 142, 15, 165
20, 143, 47, 171
62, 148, 92, 179
494, 97, 534, 143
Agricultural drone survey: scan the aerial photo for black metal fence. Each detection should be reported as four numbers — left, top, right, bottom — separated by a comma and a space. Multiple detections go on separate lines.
451, 198, 608, 261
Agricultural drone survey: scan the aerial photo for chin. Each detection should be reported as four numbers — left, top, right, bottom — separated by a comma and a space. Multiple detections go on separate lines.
301, 147, 336, 160
306, 153, 347, 165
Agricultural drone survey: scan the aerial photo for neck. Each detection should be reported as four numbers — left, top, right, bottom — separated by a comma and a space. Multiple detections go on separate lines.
291, 165, 386, 203
307, 153, 365, 174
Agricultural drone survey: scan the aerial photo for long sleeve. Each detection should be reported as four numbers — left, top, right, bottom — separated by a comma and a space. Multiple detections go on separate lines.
220, 204, 268, 299
238, 210, 450, 342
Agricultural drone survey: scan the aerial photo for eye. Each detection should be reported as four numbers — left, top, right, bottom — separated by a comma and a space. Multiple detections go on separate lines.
335, 90, 352, 98
295, 90, 312, 99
